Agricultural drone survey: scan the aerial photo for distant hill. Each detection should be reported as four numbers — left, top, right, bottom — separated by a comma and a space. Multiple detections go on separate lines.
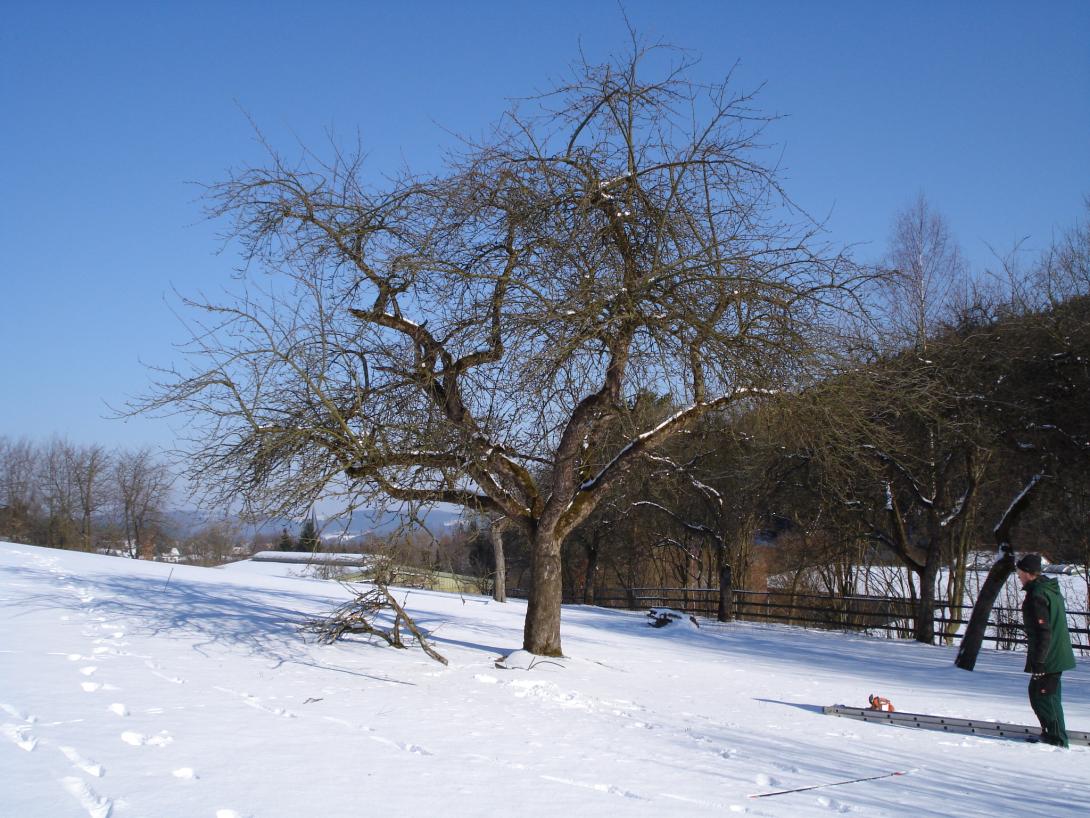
160, 506, 465, 541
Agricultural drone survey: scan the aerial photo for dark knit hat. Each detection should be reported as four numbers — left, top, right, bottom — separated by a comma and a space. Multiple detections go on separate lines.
1016, 554, 1042, 574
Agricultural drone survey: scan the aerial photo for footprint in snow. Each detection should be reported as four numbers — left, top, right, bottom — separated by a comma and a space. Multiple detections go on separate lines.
173, 767, 199, 779
60, 746, 105, 777
108, 703, 129, 717
80, 666, 97, 676
1, 703, 36, 723
213, 686, 296, 718
121, 730, 173, 747
151, 670, 187, 685
659, 792, 739, 811
539, 775, 645, 800
2, 723, 38, 752
243, 698, 293, 717
61, 776, 112, 818
142, 661, 187, 684
754, 773, 781, 788
92, 638, 129, 649
817, 795, 855, 813
80, 680, 119, 693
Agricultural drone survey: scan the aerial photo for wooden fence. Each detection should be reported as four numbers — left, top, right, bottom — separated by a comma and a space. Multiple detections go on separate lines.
560, 587, 1090, 654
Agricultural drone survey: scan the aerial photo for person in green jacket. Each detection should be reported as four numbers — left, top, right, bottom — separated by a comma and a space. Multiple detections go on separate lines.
1017, 553, 1077, 747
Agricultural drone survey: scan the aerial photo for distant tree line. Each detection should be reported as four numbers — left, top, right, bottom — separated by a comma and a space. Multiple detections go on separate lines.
0, 439, 172, 557
0, 439, 256, 565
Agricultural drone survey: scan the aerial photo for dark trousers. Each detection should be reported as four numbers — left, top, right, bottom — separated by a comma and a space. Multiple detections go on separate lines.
1029, 672, 1068, 748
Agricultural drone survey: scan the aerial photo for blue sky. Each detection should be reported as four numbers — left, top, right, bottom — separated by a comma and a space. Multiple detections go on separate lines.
2, 0, 1088, 454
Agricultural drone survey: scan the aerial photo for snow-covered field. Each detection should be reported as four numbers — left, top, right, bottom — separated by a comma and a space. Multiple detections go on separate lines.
2, 543, 1087, 818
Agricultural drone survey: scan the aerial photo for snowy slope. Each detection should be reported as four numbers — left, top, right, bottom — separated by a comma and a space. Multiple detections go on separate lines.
1, 542, 1087, 818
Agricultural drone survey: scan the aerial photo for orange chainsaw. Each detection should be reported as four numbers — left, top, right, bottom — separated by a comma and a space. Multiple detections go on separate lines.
867, 694, 895, 712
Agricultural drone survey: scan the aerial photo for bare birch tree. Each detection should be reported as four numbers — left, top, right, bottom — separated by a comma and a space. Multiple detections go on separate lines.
882, 193, 967, 351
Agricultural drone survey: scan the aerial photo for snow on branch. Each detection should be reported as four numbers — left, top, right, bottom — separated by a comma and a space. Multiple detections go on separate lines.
862, 445, 934, 507
939, 488, 970, 528
634, 501, 719, 540
993, 471, 1046, 544
578, 389, 778, 495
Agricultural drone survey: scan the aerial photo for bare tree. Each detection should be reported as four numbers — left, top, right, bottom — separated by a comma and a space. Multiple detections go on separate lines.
69, 443, 111, 551
639, 417, 794, 621
39, 438, 79, 549
113, 447, 171, 558
635, 435, 751, 623
1033, 198, 1090, 306
140, 39, 863, 655
182, 519, 243, 565
954, 282, 1090, 667
762, 348, 986, 645
0, 436, 40, 543
841, 196, 978, 642
881, 193, 967, 351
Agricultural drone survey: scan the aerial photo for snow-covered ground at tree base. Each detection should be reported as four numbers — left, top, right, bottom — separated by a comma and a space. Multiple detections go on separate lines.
2, 542, 1087, 818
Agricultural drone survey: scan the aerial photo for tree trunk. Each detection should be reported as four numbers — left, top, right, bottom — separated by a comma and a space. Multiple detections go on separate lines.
582, 540, 599, 605
913, 557, 940, 643
489, 520, 507, 603
942, 524, 974, 644
523, 530, 564, 656
955, 549, 1015, 670
717, 544, 733, 622
81, 512, 92, 552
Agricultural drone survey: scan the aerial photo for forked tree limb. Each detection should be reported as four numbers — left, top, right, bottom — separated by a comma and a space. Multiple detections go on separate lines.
955, 472, 1045, 671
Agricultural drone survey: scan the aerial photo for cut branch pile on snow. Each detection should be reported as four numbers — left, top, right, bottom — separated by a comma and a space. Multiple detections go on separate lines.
305, 584, 448, 665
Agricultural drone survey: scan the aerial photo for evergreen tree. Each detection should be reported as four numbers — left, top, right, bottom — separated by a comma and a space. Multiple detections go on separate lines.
278, 527, 296, 551
299, 513, 320, 552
